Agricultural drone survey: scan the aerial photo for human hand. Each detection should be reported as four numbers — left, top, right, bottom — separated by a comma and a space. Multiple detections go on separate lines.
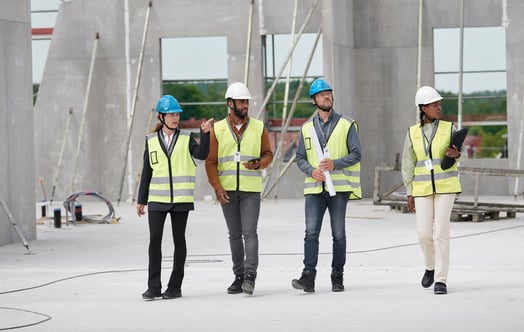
215, 188, 230, 204
445, 145, 461, 159
243, 158, 260, 170
312, 168, 326, 182
137, 204, 146, 217
319, 158, 334, 171
201, 118, 214, 133
407, 196, 416, 213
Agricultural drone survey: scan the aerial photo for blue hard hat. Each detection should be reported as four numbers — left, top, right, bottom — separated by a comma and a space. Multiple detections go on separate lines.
309, 78, 332, 98
156, 95, 183, 113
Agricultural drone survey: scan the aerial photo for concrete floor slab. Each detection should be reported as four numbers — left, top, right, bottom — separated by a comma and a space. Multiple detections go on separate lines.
1, 198, 523, 331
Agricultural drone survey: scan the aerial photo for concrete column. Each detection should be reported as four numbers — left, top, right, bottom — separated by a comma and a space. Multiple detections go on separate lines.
0, 0, 36, 246
505, 0, 524, 194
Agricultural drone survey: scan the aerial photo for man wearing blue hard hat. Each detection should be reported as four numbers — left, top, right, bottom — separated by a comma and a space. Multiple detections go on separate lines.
292, 78, 362, 293
137, 95, 214, 301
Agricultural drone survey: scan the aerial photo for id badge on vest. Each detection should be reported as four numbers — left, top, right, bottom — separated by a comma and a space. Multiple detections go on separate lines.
234, 151, 241, 162
424, 159, 433, 171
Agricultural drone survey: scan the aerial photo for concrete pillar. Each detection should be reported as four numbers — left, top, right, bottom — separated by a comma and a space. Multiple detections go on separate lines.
505, 1, 524, 195
0, 0, 36, 246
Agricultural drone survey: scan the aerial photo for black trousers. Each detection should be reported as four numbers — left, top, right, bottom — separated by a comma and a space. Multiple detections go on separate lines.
147, 210, 188, 291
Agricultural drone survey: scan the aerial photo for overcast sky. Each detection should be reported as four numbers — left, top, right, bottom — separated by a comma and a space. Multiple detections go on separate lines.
31, 0, 507, 94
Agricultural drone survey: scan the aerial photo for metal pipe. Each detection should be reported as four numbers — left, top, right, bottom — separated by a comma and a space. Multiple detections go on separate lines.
255, 0, 319, 120
282, 0, 299, 125
244, 0, 255, 85
273, 0, 299, 198
263, 154, 297, 199
270, 26, 322, 169
0, 193, 30, 253
416, 0, 423, 121
262, 25, 322, 199
457, 0, 465, 129
514, 90, 524, 199
71, 32, 99, 192
50, 107, 73, 204
474, 174, 480, 208
117, 1, 152, 205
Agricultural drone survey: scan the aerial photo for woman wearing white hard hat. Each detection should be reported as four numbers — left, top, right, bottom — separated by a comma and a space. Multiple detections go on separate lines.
401, 86, 463, 295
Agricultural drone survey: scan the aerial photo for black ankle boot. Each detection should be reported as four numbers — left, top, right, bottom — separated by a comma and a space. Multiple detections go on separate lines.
434, 282, 447, 294
242, 273, 256, 295
292, 270, 316, 293
227, 275, 243, 294
421, 269, 434, 288
331, 272, 344, 292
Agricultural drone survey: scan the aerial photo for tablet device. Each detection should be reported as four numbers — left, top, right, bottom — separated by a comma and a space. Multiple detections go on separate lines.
441, 128, 469, 170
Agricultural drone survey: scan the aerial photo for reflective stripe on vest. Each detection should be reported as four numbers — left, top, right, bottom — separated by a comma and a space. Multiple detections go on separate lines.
409, 120, 461, 196
214, 118, 263, 192
147, 131, 196, 203
302, 118, 361, 199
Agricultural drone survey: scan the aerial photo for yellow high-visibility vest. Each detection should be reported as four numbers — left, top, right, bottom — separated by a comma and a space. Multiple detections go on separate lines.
214, 118, 263, 192
147, 131, 196, 203
302, 118, 361, 199
409, 120, 461, 197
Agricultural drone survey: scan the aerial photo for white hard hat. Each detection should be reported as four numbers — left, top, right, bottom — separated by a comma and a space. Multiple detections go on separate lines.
415, 86, 442, 107
225, 82, 252, 100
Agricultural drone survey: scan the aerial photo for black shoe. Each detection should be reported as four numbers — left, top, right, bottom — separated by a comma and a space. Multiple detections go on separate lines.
142, 289, 161, 301
162, 288, 182, 299
421, 269, 435, 288
242, 273, 256, 295
292, 270, 316, 293
331, 272, 344, 292
434, 282, 447, 295
227, 275, 243, 294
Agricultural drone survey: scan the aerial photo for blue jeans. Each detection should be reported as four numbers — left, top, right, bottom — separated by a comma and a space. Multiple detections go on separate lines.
303, 191, 349, 274
221, 191, 260, 277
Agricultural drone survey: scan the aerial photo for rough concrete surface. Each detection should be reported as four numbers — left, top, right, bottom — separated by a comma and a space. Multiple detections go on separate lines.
1, 198, 523, 331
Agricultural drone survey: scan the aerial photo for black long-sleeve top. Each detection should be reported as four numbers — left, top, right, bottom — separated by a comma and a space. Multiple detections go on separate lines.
137, 128, 210, 212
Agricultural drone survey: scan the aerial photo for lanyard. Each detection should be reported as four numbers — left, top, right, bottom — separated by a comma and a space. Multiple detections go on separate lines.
421, 120, 439, 158
227, 118, 249, 152
316, 114, 332, 148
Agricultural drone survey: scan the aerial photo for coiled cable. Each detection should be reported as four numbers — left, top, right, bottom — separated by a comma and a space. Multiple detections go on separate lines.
63, 191, 116, 223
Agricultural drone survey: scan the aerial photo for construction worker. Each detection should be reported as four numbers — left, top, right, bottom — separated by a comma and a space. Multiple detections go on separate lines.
137, 95, 214, 301
401, 86, 462, 295
292, 78, 362, 293
205, 82, 273, 295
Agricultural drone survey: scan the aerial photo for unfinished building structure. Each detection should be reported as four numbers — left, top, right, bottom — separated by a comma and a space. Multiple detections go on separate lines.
1, 0, 524, 246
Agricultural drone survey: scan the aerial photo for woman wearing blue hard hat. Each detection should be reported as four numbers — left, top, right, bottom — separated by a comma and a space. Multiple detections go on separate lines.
137, 95, 214, 300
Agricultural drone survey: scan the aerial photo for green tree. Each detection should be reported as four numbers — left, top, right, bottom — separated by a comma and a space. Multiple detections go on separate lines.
439, 89, 507, 159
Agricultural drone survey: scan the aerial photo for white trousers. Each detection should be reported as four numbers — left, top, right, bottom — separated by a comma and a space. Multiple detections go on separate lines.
414, 194, 455, 283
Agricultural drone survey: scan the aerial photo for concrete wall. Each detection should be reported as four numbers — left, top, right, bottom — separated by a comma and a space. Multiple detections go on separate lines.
2, 0, 522, 247
32, 0, 524, 204
33, 0, 321, 204
348, 0, 523, 198
0, 0, 36, 246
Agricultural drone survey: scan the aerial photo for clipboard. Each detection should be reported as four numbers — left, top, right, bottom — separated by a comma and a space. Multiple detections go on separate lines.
441, 128, 468, 170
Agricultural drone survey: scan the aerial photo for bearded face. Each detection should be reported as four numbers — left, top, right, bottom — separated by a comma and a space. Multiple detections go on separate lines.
230, 99, 249, 119
312, 91, 333, 112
